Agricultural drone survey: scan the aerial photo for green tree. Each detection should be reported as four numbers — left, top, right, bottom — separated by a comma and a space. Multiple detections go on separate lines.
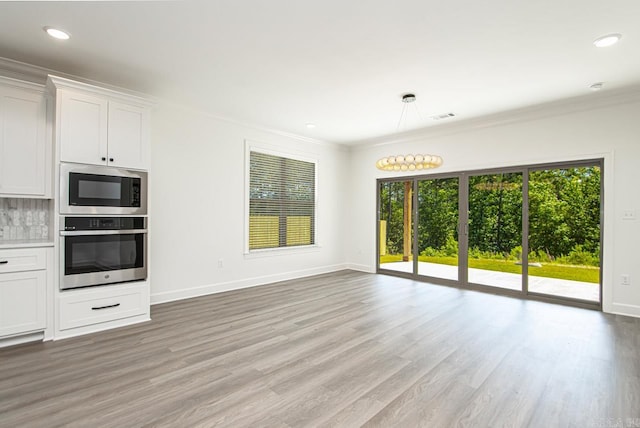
417, 177, 459, 254
379, 165, 601, 265
468, 173, 523, 256
528, 167, 600, 260
379, 181, 406, 254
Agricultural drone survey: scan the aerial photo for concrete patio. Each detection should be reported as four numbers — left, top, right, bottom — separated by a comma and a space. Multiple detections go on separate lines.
380, 261, 599, 302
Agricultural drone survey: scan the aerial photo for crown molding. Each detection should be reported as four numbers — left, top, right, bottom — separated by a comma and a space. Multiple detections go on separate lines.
0, 56, 156, 103
349, 85, 640, 151
46, 75, 154, 107
0, 57, 49, 84
154, 97, 347, 151
0, 74, 45, 92
0, 56, 342, 150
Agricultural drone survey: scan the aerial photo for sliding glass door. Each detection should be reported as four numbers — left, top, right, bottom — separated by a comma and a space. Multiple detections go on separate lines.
527, 166, 601, 302
416, 177, 460, 282
378, 180, 414, 274
467, 172, 523, 291
377, 159, 603, 309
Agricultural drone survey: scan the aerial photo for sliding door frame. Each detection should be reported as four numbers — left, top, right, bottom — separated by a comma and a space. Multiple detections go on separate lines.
414, 174, 464, 288
464, 166, 527, 297
524, 159, 604, 309
376, 158, 603, 311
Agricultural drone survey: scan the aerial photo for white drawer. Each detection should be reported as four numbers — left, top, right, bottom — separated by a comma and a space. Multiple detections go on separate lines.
59, 283, 147, 330
0, 248, 47, 273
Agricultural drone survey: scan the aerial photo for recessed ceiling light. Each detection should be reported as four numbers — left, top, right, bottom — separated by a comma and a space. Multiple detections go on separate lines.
44, 26, 70, 40
305, 123, 316, 129
589, 82, 604, 91
593, 33, 621, 48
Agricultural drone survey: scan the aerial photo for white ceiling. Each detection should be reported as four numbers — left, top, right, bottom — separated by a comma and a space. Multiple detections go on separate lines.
0, 0, 638, 144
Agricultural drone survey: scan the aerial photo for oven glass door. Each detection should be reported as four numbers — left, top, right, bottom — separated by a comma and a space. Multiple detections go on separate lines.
62, 233, 146, 289
68, 172, 138, 208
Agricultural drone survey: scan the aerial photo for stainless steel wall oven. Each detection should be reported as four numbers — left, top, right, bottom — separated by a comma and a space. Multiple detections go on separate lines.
60, 217, 147, 290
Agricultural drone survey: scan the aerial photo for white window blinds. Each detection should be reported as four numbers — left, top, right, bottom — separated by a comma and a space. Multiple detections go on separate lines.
249, 151, 316, 250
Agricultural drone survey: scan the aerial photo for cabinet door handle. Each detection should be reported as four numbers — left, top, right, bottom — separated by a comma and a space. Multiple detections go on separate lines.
101, 157, 106, 161
0, 260, 8, 265
109, 158, 114, 162
91, 303, 121, 310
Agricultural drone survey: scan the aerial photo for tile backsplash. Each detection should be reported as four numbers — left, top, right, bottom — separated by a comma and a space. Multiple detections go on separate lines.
0, 198, 50, 241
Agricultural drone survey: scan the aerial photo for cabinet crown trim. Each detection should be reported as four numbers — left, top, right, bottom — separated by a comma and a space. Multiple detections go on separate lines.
0, 75, 45, 92
46, 75, 153, 107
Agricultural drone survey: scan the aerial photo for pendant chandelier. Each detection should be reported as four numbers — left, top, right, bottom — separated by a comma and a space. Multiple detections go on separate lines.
376, 93, 443, 171
376, 153, 443, 171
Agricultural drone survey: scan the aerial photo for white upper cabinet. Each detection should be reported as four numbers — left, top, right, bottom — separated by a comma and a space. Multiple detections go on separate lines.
48, 76, 151, 171
107, 101, 150, 170
0, 77, 50, 197
59, 90, 108, 166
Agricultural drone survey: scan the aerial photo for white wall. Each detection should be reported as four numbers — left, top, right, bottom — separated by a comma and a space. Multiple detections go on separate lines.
345, 92, 640, 318
4, 57, 638, 317
149, 102, 349, 304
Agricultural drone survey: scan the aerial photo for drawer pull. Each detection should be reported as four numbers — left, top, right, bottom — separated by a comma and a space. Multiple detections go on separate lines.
0, 261, 7, 265
91, 303, 121, 311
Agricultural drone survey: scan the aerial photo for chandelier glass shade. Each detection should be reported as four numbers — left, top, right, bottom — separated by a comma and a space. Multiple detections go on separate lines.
376, 154, 443, 171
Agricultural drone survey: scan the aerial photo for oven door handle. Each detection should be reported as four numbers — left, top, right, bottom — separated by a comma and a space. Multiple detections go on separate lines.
60, 229, 148, 236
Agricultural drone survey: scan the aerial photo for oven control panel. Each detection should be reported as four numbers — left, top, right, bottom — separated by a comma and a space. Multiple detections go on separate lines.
63, 217, 146, 231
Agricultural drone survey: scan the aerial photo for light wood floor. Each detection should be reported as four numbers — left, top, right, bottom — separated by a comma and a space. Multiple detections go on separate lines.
1, 270, 639, 427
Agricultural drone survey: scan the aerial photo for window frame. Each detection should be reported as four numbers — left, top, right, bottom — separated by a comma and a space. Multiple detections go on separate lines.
244, 141, 319, 255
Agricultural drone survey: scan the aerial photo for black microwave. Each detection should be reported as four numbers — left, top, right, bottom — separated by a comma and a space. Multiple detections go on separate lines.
60, 163, 147, 215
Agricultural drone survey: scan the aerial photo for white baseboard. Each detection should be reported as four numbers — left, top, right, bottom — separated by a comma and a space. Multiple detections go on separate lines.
610, 302, 640, 319
0, 331, 44, 348
150, 263, 350, 305
346, 263, 375, 273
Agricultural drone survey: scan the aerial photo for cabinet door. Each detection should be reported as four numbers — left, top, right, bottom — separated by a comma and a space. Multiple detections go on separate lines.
107, 102, 150, 170
0, 270, 46, 337
0, 85, 47, 196
59, 90, 109, 166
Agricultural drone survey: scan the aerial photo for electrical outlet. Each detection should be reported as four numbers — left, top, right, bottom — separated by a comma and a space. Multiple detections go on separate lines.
621, 274, 631, 286
623, 210, 636, 221
218, 258, 224, 268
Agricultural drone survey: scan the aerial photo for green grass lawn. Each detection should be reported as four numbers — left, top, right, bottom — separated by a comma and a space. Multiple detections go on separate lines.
379, 254, 599, 283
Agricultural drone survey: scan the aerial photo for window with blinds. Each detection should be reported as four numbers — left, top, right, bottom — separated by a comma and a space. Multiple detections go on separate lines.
249, 150, 316, 250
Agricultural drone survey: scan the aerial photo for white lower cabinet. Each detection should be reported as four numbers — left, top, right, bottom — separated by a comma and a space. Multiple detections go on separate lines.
0, 248, 48, 338
57, 281, 149, 336
0, 271, 46, 337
